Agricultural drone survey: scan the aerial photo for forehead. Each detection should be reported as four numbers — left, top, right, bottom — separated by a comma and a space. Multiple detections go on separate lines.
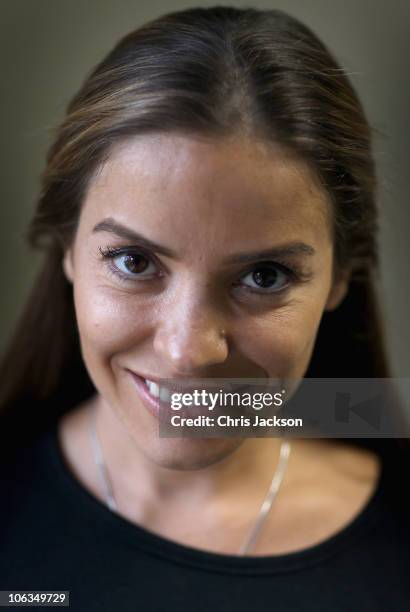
81, 133, 332, 251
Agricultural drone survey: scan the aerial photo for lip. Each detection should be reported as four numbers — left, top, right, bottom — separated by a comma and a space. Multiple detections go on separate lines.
128, 371, 172, 385
128, 371, 164, 419
127, 371, 240, 390
127, 369, 261, 391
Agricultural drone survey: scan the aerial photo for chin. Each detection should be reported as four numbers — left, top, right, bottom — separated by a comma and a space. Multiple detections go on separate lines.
144, 436, 244, 471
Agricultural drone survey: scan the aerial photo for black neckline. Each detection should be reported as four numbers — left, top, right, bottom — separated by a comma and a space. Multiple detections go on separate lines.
44, 425, 388, 576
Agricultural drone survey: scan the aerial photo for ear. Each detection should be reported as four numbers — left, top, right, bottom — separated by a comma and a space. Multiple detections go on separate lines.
62, 248, 74, 284
324, 268, 351, 312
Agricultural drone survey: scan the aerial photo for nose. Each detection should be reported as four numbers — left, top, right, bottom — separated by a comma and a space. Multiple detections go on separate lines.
153, 289, 229, 375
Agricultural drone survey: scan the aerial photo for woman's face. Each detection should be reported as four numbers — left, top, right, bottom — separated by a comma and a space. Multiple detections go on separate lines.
63, 133, 349, 468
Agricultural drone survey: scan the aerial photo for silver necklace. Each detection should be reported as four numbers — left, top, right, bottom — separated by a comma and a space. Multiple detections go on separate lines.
89, 404, 291, 556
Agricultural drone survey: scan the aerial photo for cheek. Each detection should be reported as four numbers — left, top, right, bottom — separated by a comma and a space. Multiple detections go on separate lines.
72, 281, 154, 365
241, 299, 326, 376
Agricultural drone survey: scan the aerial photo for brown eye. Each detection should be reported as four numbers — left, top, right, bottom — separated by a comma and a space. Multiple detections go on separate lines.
121, 254, 150, 274
252, 266, 279, 288
111, 251, 157, 278
240, 263, 291, 293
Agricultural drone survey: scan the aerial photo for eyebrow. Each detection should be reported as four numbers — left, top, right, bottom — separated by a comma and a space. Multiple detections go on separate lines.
92, 217, 316, 263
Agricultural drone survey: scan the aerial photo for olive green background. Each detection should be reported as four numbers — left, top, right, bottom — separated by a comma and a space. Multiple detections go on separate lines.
0, 0, 409, 375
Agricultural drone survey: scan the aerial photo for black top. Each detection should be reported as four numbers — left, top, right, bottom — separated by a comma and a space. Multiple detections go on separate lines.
1, 426, 409, 611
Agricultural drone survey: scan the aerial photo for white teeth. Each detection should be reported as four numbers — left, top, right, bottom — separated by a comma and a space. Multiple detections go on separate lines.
159, 386, 172, 402
145, 379, 160, 397
145, 379, 172, 402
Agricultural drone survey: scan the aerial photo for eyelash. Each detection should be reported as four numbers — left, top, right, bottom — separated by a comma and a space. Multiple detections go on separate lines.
98, 245, 310, 297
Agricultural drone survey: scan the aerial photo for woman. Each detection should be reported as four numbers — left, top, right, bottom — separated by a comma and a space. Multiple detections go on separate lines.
0, 6, 409, 611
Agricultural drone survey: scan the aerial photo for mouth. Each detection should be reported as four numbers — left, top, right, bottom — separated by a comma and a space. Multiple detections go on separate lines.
127, 371, 166, 419
127, 369, 269, 420
128, 372, 204, 404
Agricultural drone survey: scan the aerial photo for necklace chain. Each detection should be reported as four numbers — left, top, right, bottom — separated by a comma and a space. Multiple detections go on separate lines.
89, 404, 291, 556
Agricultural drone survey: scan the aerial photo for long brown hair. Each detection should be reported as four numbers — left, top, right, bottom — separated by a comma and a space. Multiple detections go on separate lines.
0, 6, 407, 458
